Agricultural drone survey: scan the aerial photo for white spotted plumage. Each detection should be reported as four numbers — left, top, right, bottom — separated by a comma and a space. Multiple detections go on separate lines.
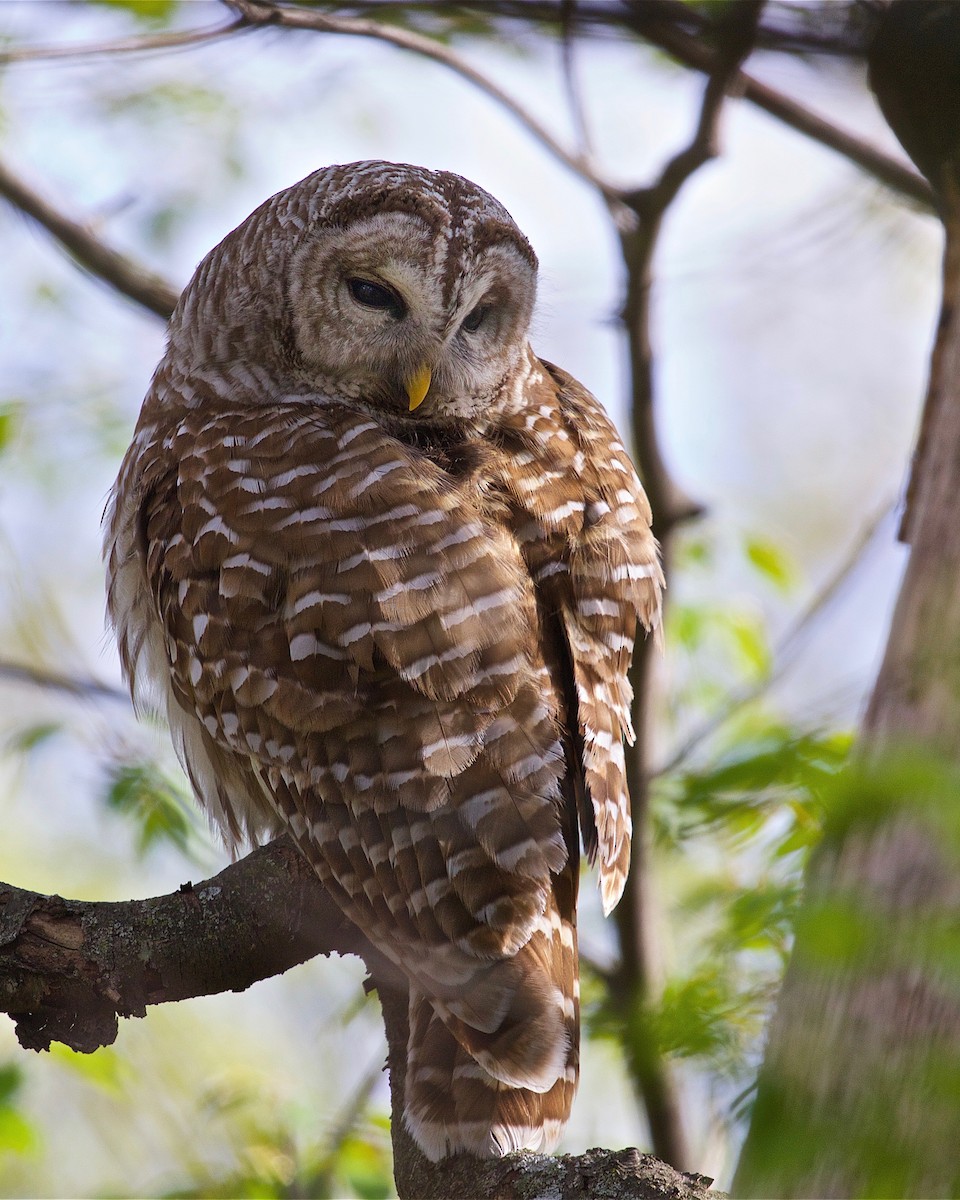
104, 160, 662, 1161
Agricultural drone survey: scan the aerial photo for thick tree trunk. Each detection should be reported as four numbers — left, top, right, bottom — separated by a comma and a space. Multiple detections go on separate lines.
735, 11, 960, 1188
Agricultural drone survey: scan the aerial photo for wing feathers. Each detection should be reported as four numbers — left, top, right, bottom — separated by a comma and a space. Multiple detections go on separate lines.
108, 352, 657, 1162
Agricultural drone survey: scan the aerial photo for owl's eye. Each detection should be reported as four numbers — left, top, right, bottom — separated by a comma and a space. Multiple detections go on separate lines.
461, 305, 489, 334
347, 277, 406, 319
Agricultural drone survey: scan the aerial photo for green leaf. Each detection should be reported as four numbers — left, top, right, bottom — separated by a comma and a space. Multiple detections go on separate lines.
0, 402, 22, 455
6, 722, 62, 754
675, 533, 713, 569
86, 0, 181, 25
653, 968, 741, 1060
335, 1133, 394, 1200
724, 610, 772, 678
0, 1063, 23, 1108
49, 1044, 128, 1095
744, 534, 798, 593
669, 603, 708, 652
103, 761, 195, 856
0, 1064, 36, 1160
0, 1108, 37, 1157
678, 728, 850, 809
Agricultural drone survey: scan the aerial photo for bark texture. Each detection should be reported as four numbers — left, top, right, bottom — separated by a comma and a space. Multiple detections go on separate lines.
735, 5, 960, 1193
0, 838, 367, 1054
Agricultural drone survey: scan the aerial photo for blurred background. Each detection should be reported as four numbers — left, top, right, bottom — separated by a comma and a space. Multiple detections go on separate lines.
0, 2, 941, 1195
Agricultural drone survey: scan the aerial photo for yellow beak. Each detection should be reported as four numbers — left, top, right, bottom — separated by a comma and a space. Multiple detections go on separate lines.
405, 365, 432, 412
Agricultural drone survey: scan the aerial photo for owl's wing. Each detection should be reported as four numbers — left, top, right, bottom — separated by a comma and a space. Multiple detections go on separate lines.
498, 360, 663, 914
123, 397, 574, 1089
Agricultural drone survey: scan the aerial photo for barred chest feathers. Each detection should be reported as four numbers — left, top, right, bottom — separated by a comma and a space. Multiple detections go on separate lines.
104, 160, 662, 1162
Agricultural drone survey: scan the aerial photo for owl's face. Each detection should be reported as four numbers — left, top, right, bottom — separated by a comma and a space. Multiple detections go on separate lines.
284, 167, 538, 423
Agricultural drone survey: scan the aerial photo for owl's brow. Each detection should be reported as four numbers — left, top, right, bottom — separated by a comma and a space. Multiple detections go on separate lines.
324, 181, 534, 310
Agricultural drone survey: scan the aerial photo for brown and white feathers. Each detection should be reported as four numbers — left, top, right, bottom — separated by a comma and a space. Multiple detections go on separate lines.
104, 161, 662, 1161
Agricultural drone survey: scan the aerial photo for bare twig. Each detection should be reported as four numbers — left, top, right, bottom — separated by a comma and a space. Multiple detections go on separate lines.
0, 658, 129, 705
3, 0, 932, 213
610, 3, 766, 1171
559, 0, 594, 162
655, 499, 896, 780
626, 4, 759, 217
0, 156, 179, 320
224, 0, 621, 201
269, 0, 932, 210
0, 2, 930, 341
0, 16, 248, 64
623, 0, 933, 211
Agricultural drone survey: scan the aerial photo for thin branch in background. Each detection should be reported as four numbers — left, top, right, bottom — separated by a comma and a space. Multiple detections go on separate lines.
0, 0, 932, 213
225, 0, 622, 202
610, 3, 766, 1172
628, 2, 762, 218
0, 4, 931, 334
0, 658, 130, 706
314, 0, 932, 210
0, 156, 179, 320
559, 0, 594, 163
0, 15, 248, 65
627, 0, 933, 211
656, 499, 897, 780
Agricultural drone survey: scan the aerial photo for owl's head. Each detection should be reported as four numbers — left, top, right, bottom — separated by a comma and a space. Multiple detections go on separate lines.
287, 161, 539, 422
172, 162, 539, 423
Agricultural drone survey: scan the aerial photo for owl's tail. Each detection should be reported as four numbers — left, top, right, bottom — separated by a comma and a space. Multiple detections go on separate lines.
402, 894, 580, 1161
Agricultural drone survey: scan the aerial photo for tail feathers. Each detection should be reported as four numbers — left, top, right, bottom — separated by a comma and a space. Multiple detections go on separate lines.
436, 962, 571, 1092
399, 835, 581, 1160
404, 993, 577, 1161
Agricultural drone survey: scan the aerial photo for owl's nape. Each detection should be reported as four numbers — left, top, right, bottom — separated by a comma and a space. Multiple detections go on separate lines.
104, 160, 663, 1162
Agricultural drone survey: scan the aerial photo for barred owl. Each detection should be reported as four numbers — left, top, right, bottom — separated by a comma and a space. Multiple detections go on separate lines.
104, 161, 662, 1160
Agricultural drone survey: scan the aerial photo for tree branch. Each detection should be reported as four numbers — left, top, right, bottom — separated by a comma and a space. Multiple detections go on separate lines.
618, 0, 934, 211
224, 0, 621, 201
2, 2, 933, 215
374, 0, 933, 210
559, 0, 595, 163
0, 837, 371, 1055
0, 840, 718, 1200
0, 658, 129, 705
0, 15, 248, 64
282, 0, 932, 210
0, 155, 178, 320
611, 2, 765, 1171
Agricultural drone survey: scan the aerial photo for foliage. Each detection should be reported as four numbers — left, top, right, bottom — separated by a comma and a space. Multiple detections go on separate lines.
87, 0, 182, 25
103, 759, 199, 858
0, 1063, 38, 1166
739, 748, 960, 1195
0, 402, 21, 457
581, 531, 854, 1142
588, 719, 850, 1097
